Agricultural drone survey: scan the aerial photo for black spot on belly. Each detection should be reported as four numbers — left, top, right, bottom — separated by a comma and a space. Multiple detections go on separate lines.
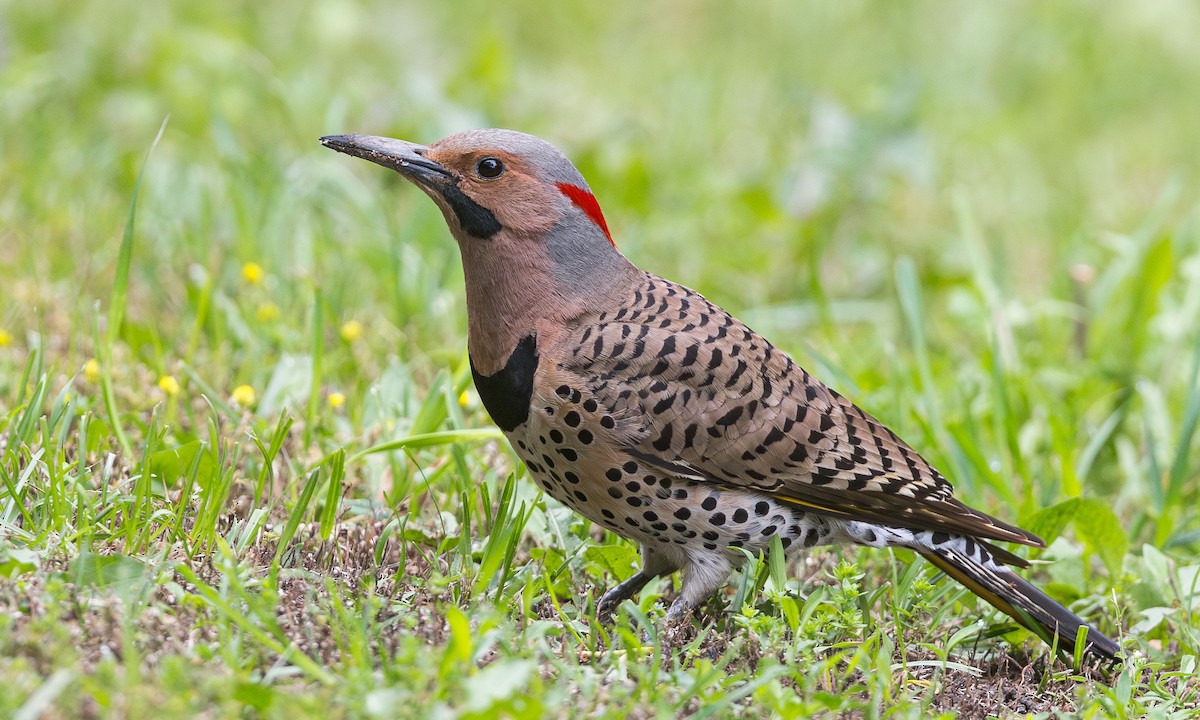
471, 335, 538, 432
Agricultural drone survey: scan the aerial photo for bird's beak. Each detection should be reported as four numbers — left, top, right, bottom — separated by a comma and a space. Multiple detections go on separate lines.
319, 134, 451, 188
321, 132, 503, 239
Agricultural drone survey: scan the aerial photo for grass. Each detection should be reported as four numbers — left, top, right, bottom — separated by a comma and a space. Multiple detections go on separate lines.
2, 0, 1199, 716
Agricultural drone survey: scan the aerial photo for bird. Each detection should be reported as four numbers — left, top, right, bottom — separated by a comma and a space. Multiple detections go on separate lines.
320, 128, 1120, 661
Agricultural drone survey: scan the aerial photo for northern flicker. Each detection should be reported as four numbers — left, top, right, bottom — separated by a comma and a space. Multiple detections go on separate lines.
320, 129, 1120, 661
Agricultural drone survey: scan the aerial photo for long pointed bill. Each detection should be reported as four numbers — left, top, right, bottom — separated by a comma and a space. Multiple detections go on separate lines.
319, 134, 450, 188
320, 133, 502, 239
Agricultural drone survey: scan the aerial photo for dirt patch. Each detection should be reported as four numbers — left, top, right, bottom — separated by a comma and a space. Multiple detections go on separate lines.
1, 509, 1135, 718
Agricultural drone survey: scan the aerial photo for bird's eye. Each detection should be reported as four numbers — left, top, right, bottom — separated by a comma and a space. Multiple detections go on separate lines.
476, 157, 505, 179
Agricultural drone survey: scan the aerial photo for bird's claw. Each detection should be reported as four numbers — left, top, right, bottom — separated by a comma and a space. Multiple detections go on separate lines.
594, 571, 651, 622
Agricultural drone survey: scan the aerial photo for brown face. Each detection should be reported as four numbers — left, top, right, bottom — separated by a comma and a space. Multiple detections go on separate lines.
423, 138, 568, 238
320, 129, 614, 246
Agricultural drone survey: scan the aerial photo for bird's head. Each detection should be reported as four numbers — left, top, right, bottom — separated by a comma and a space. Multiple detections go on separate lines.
321, 129, 615, 250
321, 128, 636, 369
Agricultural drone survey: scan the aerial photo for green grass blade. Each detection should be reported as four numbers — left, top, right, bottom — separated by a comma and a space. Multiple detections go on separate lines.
346, 428, 504, 465
107, 115, 169, 347
274, 467, 322, 566
319, 448, 344, 542
305, 290, 324, 449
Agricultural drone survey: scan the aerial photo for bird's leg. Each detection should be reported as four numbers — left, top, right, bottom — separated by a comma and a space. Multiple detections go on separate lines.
596, 572, 653, 618
663, 594, 699, 625
664, 555, 735, 626
596, 545, 677, 620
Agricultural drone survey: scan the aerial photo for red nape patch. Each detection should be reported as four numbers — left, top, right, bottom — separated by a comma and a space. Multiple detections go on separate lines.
556, 183, 614, 245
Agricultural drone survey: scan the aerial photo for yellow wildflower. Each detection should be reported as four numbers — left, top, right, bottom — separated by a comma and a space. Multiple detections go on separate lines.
158, 375, 181, 396
458, 390, 470, 408
340, 320, 363, 343
256, 302, 280, 323
328, 392, 346, 409
231, 384, 256, 406
242, 262, 265, 285
0, 329, 11, 347
84, 358, 100, 383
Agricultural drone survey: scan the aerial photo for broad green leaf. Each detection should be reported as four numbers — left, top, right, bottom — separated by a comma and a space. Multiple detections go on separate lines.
1141, 544, 1171, 588
1074, 498, 1128, 576
1023, 498, 1080, 546
148, 441, 216, 488
232, 681, 276, 712
464, 659, 534, 714
70, 553, 155, 601
0, 546, 39, 577
582, 544, 639, 582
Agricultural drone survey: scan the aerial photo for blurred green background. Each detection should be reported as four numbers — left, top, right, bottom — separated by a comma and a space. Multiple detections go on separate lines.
1, 0, 1199, 714
5, 0, 1198, 319
4, 0, 1199, 516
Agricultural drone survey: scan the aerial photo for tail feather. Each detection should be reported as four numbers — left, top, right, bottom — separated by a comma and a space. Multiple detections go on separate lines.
919, 543, 1120, 662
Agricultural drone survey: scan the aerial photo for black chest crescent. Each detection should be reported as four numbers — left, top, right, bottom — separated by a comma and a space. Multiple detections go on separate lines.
470, 334, 539, 432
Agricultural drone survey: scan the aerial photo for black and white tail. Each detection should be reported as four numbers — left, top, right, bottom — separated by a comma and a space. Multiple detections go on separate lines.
919, 540, 1120, 661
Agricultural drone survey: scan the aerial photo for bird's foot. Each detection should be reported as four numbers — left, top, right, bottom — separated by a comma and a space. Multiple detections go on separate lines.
663, 597, 694, 626
596, 571, 652, 621
660, 597, 700, 648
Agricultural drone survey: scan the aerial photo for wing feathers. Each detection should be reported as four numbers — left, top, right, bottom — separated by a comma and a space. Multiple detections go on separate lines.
562, 271, 1041, 551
